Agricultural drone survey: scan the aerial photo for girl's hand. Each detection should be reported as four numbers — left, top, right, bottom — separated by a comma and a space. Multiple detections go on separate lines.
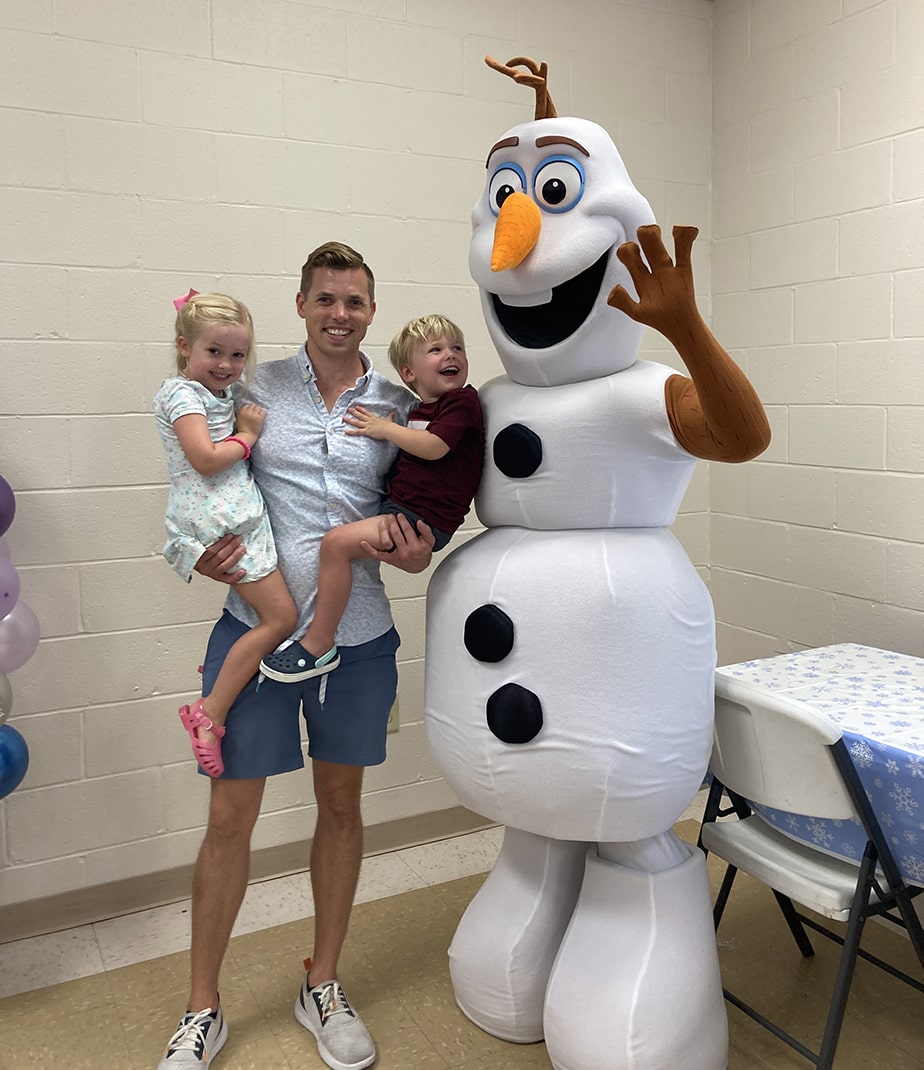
344, 405, 395, 440
235, 403, 266, 438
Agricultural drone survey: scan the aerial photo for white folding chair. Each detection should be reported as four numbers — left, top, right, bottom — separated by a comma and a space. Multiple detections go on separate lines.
698, 676, 924, 1069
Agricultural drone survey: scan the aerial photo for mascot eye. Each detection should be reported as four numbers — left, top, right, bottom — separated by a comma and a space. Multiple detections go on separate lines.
488, 165, 527, 216
532, 157, 584, 213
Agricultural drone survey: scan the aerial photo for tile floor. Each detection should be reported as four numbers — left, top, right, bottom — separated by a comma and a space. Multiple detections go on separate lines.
1, 795, 921, 1069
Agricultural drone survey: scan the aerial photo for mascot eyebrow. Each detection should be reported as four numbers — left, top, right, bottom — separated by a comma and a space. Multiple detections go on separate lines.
485, 135, 591, 168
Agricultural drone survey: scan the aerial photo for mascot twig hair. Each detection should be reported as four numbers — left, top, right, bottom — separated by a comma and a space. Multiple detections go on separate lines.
484, 55, 558, 120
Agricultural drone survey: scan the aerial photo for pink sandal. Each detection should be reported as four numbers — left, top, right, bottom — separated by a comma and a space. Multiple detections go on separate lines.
178, 699, 226, 777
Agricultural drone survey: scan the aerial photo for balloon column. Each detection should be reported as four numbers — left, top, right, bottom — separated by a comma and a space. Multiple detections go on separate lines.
0, 474, 38, 800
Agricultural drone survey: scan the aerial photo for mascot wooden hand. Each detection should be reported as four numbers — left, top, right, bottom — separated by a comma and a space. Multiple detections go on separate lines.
424, 56, 769, 1070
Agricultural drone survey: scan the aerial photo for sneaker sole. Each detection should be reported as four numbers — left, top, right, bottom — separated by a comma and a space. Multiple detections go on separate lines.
259, 656, 340, 684
293, 994, 375, 1070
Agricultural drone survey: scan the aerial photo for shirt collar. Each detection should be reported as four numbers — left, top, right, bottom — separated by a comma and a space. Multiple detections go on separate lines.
301, 345, 373, 389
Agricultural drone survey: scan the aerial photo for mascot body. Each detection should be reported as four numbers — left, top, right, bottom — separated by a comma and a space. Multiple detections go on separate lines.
425, 59, 770, 1070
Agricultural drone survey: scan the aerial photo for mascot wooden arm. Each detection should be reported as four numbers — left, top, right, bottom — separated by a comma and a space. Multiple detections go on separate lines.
610, 224, 771, 463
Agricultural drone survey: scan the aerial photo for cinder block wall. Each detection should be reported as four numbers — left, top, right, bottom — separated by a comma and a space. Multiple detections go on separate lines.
710, 0, 924, 664
0, 0, 715, 911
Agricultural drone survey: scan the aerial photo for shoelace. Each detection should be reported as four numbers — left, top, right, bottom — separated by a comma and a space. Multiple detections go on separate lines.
314, 980, 353, 1024
166, 1008, 216, 1055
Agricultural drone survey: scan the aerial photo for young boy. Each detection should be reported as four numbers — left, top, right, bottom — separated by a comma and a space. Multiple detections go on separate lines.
260, 314, 484, 683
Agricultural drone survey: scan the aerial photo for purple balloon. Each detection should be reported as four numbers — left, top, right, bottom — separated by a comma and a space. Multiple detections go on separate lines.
0, 601, 40, 674
0, 476, 14, 538
0, 558, 20, 622
0, 723, 29, 799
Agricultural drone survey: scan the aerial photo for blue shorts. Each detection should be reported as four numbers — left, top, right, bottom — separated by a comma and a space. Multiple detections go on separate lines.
201, 610, 400, 778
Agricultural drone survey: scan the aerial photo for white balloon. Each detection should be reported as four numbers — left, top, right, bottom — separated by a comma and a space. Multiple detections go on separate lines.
0, 672, 11, 726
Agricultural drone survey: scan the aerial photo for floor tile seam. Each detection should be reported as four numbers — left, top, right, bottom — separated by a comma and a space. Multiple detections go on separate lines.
391, 846, 453, 886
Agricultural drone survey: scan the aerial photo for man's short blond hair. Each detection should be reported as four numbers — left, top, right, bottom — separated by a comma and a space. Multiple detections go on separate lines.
388, 314, 465, 379
299, 241, 375, 304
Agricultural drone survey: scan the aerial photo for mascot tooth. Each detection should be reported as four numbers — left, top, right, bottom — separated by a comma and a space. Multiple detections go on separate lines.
424, 56, 770, 1070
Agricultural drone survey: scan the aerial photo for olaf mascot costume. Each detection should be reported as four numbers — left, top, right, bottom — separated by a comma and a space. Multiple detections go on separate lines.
424, 57, 770, 1070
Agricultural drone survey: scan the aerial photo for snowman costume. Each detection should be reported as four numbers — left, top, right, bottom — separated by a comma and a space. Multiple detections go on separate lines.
424, 58, 770, 1070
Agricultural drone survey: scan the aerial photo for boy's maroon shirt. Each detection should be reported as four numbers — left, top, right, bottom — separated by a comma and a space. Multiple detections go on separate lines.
386, 385, 484, 534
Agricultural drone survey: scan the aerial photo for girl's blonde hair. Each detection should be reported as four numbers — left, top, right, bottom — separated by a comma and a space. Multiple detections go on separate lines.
174, 293, 256, 382
388, 314, 465, 378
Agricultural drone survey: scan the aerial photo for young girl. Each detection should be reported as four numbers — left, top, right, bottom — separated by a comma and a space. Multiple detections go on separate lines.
154, 291, 297, 776
259, 313, 483, 684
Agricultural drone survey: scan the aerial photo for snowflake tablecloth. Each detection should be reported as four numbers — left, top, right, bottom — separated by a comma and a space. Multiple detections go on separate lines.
716, 644, 924, 888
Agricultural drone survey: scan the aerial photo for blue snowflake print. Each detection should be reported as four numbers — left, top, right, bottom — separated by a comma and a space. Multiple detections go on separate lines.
840, 842, 857, 859
807, 820, 834, 848
850, 740, 875, 768
907, 756, 924, 780
886, 760, 899, 775
889, 785, 919, 817
786, 814, 801, 832
903, 856, 924, 883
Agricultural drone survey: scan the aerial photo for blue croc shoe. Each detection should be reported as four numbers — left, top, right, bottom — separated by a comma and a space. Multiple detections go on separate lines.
259, 641, 340, 684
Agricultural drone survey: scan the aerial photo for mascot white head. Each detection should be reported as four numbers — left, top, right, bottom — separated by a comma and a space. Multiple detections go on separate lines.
469, 56, 656, 387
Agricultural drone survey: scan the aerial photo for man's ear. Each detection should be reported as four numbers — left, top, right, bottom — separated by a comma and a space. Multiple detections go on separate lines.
295, 292, 306, 319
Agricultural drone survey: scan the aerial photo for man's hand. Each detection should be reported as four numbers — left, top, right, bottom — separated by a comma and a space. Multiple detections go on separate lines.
343, 405, 395, 441
361, 512, 435, 573
193, 533, 247, 585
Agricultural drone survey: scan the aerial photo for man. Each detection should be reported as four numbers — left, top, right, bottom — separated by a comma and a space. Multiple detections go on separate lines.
157, 242, 434, 1070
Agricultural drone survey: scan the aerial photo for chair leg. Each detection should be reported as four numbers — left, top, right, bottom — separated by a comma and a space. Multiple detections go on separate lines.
697, 777, 726, 853
893, 887, 924, 972
713, 864, 737, 929
815, 852, 875, 1070
771, 890, 814, 958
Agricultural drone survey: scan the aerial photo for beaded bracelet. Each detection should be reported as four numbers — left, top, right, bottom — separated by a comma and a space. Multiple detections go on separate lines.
224, 435, 251, 460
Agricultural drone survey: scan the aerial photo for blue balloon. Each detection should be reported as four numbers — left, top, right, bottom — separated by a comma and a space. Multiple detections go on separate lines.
0, 723, 29, 799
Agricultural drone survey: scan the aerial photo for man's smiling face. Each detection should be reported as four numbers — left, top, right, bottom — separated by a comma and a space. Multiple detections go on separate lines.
296, 266, 376, 364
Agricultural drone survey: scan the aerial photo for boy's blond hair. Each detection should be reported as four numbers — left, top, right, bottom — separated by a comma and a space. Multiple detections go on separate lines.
388, 315, 466, 385
174, 293, 256, 382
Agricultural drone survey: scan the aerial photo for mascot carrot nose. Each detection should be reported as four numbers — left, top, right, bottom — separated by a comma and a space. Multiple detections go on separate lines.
491, 192, 541, 272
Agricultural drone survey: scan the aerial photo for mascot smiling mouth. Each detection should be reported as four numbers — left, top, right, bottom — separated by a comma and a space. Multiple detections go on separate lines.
490, 249, 610, 350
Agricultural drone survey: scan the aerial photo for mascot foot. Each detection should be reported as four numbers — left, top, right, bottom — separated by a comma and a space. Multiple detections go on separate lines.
449, 827, 588, 1043
544, 844, 727, 1070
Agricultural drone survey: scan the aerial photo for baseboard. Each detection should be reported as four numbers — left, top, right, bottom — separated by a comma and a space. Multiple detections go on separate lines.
0, 805, 496, 945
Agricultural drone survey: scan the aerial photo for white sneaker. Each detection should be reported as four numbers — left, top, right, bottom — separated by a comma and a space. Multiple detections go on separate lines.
294, 971, 376, 1070
156, 1006, 227, 1068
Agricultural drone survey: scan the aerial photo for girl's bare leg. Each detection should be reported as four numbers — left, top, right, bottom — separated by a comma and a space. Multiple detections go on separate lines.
195, 569, 297, 744
301, 516, 392, 657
